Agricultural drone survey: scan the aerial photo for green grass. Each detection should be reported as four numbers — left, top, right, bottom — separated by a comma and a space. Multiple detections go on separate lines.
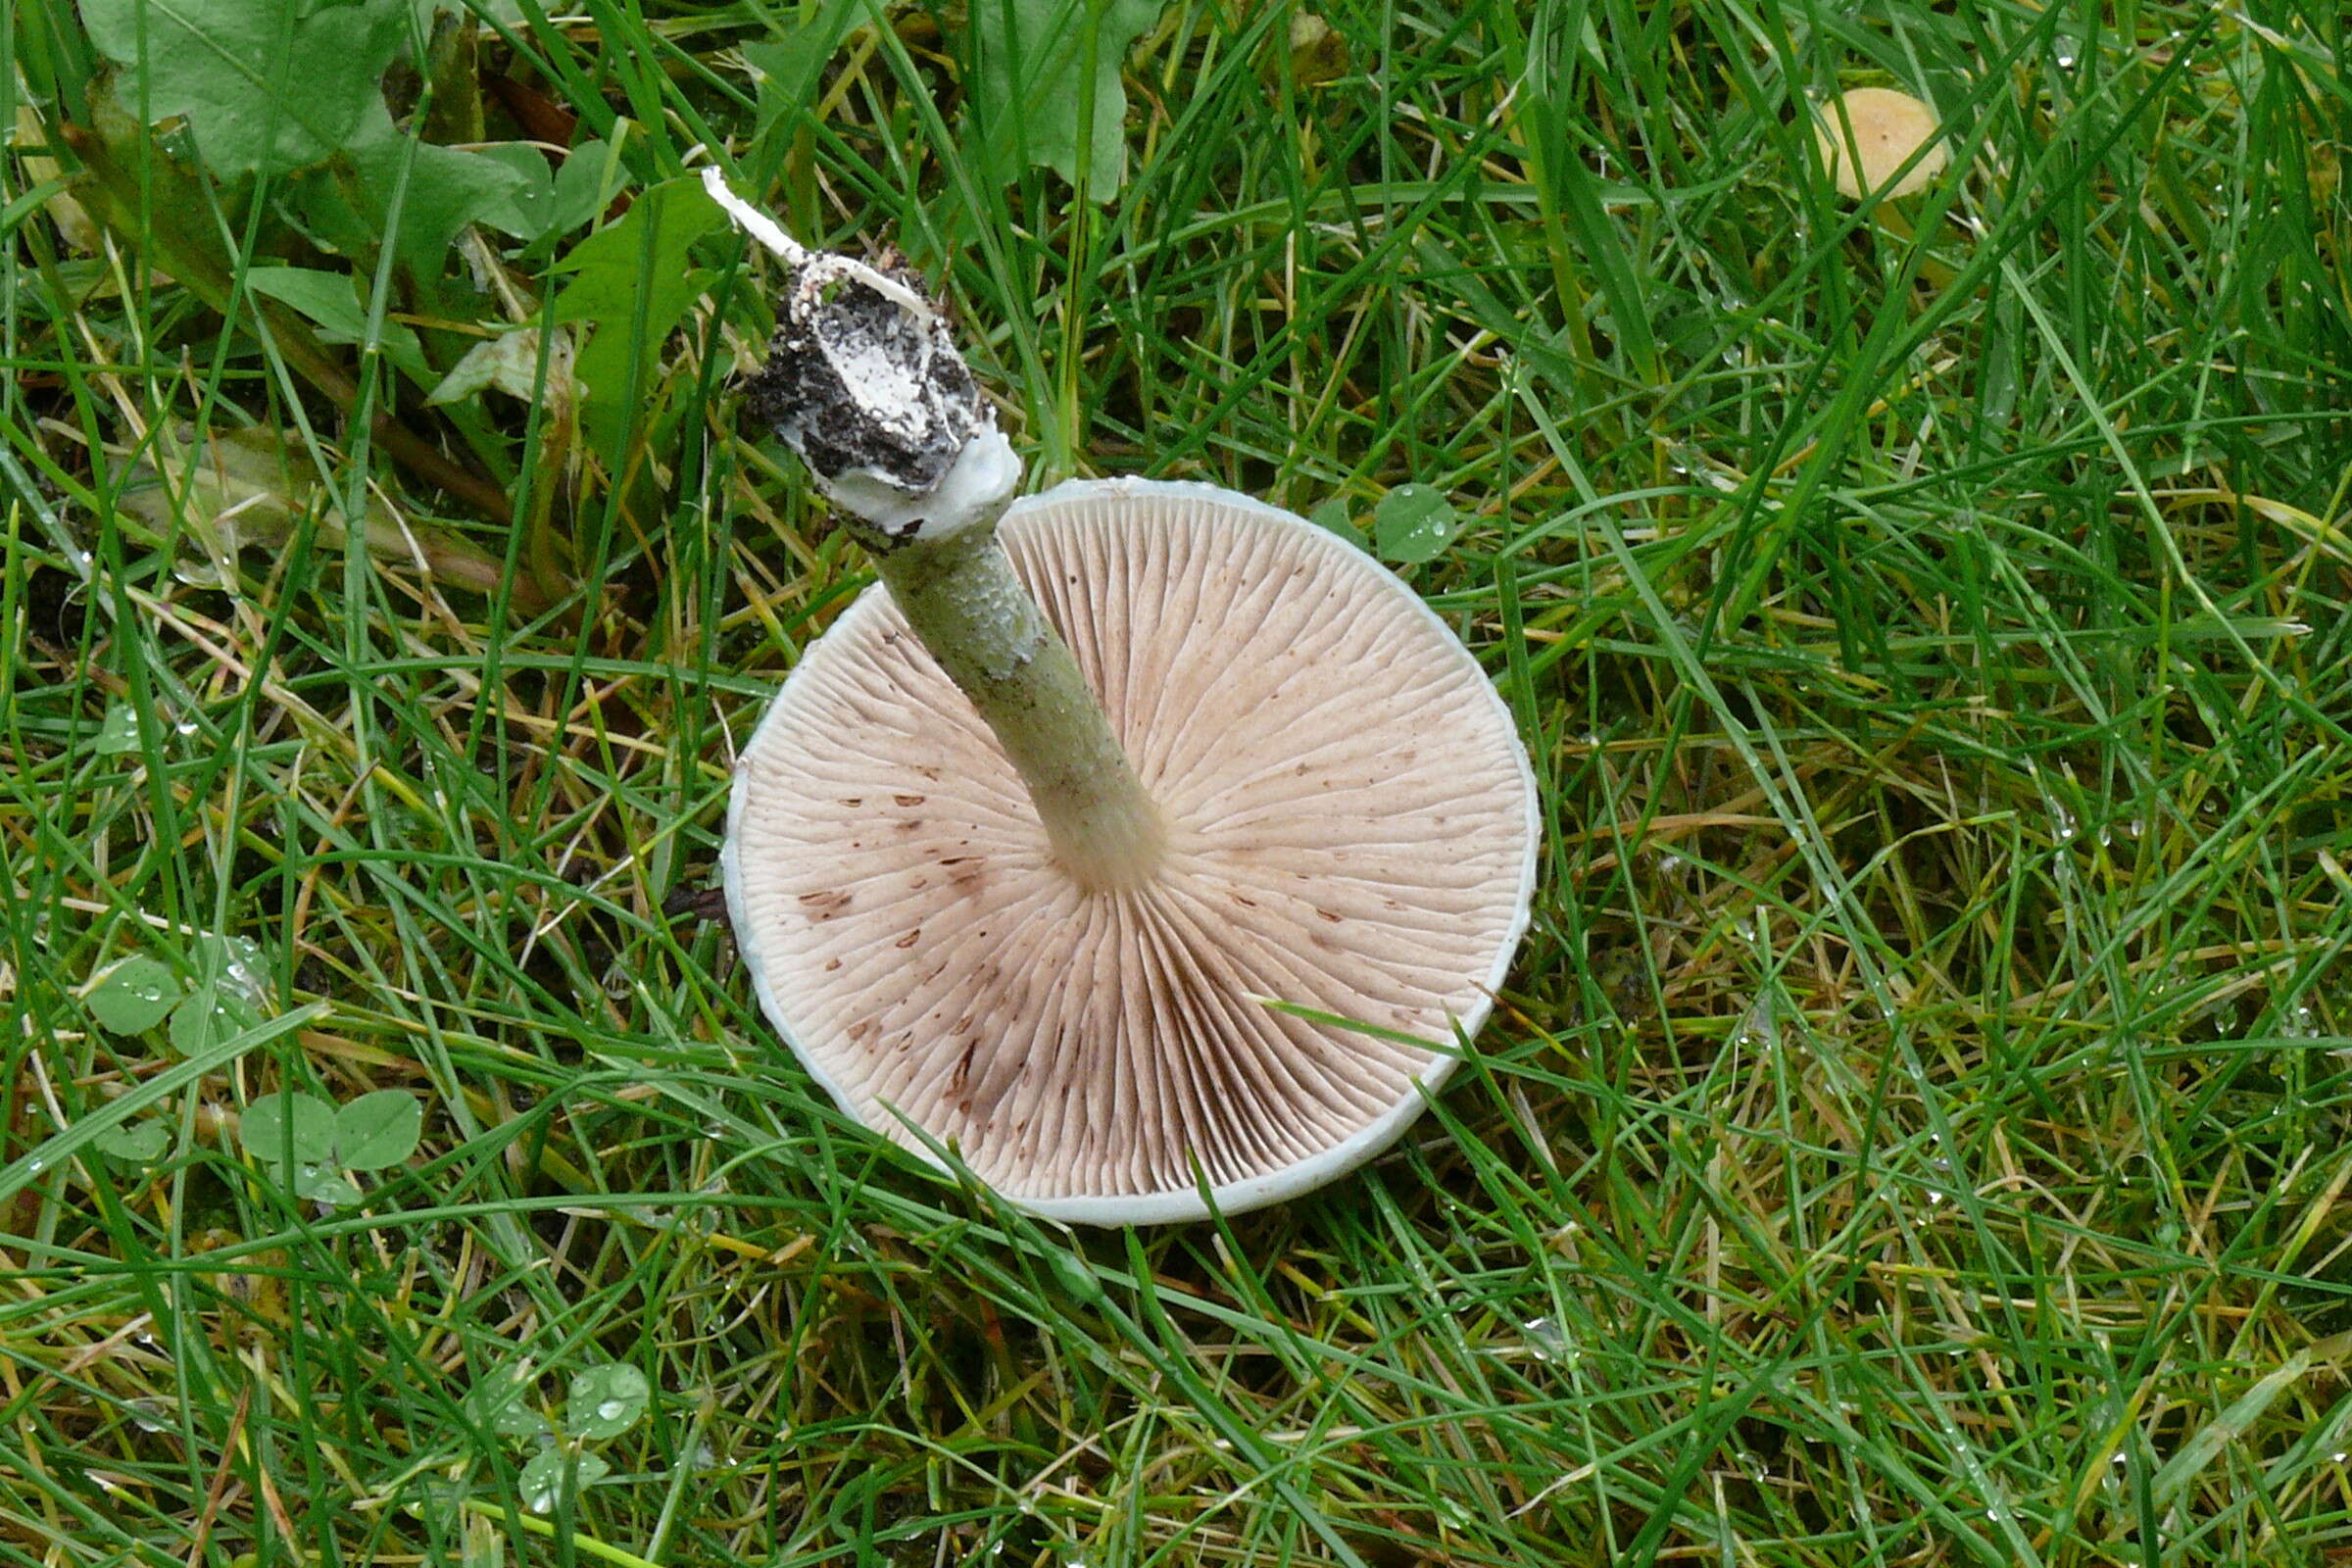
5, 1, 2351, 1564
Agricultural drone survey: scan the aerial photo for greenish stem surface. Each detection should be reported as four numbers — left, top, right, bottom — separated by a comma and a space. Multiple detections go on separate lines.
873, 515, 1165, 892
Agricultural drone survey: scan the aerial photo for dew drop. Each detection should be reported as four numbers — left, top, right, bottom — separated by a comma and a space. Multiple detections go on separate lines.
1522, 1316, 1570, 1362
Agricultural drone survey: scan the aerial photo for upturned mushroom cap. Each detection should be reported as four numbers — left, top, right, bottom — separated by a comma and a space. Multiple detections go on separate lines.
723, 479, 1538, 1224
1812, 87, 1948, 199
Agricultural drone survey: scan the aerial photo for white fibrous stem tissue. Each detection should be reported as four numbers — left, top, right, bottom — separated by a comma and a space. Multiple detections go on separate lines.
701, 170, 1016, 545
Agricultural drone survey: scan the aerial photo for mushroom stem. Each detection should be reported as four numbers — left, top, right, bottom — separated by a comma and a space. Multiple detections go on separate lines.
875, 511, 1167, 893
707, 172, 1164, 891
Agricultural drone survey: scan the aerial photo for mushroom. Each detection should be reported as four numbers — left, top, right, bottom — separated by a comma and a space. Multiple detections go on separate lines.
705, 172, 1538, 1224
1811, 87, 1948, 200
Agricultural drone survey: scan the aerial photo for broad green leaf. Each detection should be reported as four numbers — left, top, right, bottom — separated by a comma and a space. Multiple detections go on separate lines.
566, 1365, 650, 1440
550, 179, 720, 322
552, 178, 721, 448
519, 1449, 609, 1513
168, 985, 263, 1058
80, 0, 410, 178
538, 139, 621, 250
1307, 497, 1359, 541
969, 0, 1167, 202
369, 139, 533, 268
1373, 484, 1462, 565
87, 956, 182, 1034
464, 1369, 548, 1441
95, 703, 143, 757
334, 1091, 421, 1170
193, 932, 269, 1006
743, 0, 864, 136
296, 1167, 366, 1206
244, 267, 428, 384
243, 267, 371, 340
282, 105, 532, 276
468, 143, 560, 239
240, 1092, 338, 1166
91, 1122, 171, 1164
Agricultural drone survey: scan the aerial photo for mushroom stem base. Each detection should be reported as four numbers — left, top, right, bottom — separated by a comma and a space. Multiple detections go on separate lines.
875, 521, 1166, 894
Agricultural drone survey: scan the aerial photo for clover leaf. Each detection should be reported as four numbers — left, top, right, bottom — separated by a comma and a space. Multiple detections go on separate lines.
87, 956, 184, 1035
239, 1089, 420, 1206
1373, 484, 1463, 565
